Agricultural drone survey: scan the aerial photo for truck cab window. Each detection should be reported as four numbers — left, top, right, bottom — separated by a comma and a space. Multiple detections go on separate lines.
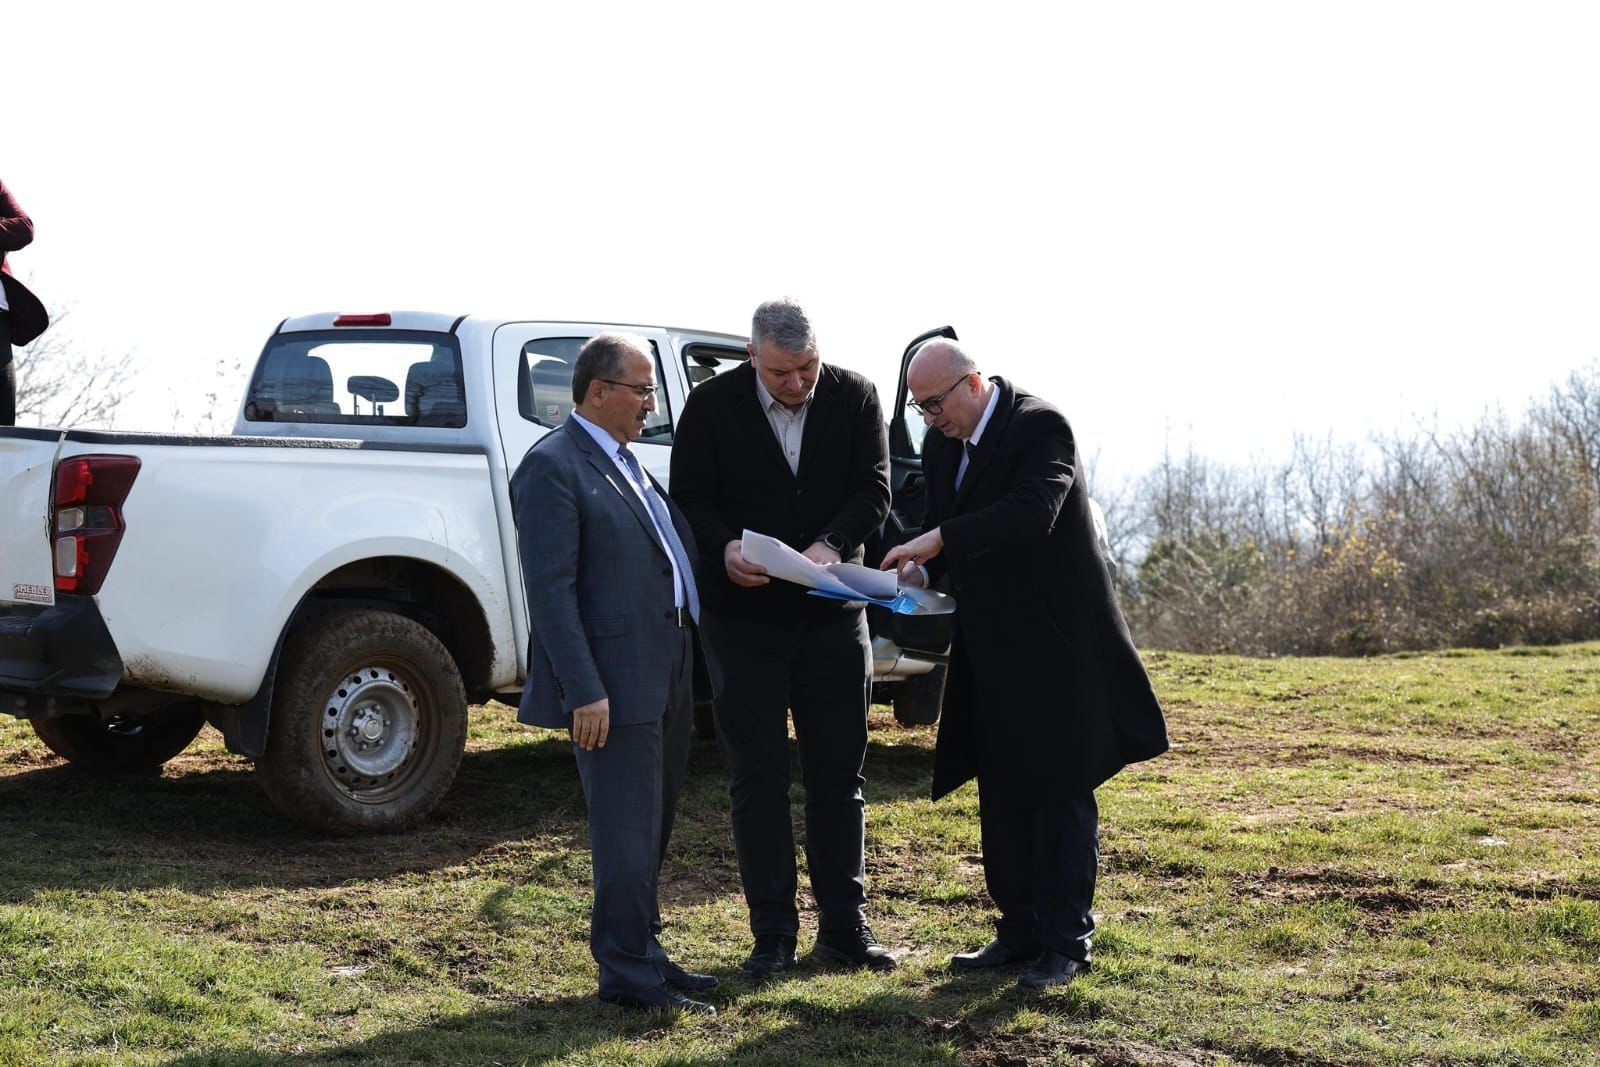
519, 336, 673, 441
682, 343, 747, 389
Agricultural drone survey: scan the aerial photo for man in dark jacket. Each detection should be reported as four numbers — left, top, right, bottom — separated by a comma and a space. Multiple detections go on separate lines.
1, 178, 50, 426
881, 338, 1168, 989
669, 298, 895, 976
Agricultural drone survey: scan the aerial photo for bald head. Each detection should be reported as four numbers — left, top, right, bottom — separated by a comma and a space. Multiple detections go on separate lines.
908, 338, 977, 381
906, 338, 991, 440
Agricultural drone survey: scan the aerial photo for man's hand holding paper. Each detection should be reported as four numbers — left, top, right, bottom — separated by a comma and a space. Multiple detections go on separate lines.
724, 539, 771, 588
740, 529, 893, 600
740, 529, 951, 614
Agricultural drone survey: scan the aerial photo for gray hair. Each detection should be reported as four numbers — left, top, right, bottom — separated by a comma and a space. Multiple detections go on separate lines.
572, 332, 649, 404
911, 337, 978, 378
751, 297, 816, 354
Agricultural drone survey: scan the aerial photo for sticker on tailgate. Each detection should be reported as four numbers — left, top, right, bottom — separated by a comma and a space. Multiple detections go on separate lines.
11, 583, 53, 605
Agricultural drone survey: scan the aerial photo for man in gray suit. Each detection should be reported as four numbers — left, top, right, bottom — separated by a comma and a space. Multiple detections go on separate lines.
512, 332, 715, 1014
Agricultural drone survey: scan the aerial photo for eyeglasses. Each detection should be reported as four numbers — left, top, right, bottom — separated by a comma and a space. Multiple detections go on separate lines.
908, 374, 971, 416
598, 378, 659, 400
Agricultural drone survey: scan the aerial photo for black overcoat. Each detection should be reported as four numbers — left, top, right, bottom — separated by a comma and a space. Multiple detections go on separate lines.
923, 378, 1168, 809
669, 360, 890, 625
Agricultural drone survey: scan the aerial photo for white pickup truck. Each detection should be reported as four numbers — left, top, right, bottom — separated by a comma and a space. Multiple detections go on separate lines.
0, 312, 950, 833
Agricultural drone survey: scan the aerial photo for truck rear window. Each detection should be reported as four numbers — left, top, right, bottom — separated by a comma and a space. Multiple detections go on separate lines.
244, 331, 466, 428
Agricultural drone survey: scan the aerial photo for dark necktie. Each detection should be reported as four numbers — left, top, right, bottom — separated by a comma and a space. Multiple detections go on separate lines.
616, 446, 701, 622
955, 439, 978, 491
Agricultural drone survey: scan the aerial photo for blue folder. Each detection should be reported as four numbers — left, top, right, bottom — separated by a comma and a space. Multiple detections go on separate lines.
807, 585, 956, 615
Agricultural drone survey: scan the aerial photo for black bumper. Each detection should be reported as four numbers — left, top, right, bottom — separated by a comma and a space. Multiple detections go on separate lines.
0, 594, 123, 714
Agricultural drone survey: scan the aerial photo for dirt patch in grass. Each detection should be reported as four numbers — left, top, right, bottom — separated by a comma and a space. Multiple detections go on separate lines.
1193, 1039, 1365, 1067
1500, 877, 1600, 903
0, 745, 57, 770
1314, 744, 1465, 766
1231, 867, 1460, 930
1167, 727, 1481, 775
1162, 727, 1332, 770
1101, 847, 1210, 882
657, 861, 741, 909
949, 1026, 1214, 1067
161, 748, 251, 776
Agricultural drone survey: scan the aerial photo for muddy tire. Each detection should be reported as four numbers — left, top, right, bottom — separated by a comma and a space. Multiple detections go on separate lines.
30, 704, 206, 772
891, 665, 947, 726
257, 609, 467, 835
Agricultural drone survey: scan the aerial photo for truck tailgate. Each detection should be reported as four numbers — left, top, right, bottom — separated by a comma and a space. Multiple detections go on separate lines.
0, 435, 62, 608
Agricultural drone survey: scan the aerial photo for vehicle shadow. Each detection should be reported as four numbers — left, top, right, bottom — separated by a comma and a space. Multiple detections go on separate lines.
0, 720, 937, 900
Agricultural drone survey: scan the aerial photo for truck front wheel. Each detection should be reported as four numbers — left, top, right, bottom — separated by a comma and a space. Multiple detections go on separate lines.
257, 609, 467, 835
30, 704, 206, 772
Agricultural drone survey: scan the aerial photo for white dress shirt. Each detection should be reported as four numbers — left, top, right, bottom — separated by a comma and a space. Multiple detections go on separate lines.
914, 380, 1002, 587
753, 373, 813, 475
954, 381, 1002, 489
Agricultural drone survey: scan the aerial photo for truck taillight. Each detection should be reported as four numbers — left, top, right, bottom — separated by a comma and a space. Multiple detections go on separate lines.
52, 454, 141, 596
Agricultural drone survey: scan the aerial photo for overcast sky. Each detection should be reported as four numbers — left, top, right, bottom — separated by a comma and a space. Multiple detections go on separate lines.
9, 1, 1599, 489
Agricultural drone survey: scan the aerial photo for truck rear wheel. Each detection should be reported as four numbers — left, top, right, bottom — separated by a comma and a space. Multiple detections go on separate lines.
30, 704, 207, 772
257, 609, 467, 835
891, 664, 947, 726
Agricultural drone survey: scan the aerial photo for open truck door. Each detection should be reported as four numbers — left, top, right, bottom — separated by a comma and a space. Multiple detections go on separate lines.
868, 327, 957, 725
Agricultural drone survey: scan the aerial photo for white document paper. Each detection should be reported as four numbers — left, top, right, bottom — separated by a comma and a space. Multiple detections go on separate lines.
740, 529, 899, 601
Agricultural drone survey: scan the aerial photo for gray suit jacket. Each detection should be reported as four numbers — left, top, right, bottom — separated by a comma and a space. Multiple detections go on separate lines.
512, 418, 698, 729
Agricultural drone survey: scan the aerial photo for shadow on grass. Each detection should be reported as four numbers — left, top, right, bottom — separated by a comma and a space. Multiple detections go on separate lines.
0, 722, 937, 901
151, 980, 1078, 1067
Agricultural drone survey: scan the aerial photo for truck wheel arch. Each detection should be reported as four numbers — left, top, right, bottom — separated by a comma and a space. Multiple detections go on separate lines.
210, 556, 493, 758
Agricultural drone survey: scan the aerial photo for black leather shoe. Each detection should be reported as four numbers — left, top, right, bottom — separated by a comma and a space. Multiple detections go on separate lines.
660, 960, 719, 994
1017, 950, 1089, 989
741, 935, 798, 978
598, 985, 716, 1015
812, 924, 898, 972
949, 938, 1040, 971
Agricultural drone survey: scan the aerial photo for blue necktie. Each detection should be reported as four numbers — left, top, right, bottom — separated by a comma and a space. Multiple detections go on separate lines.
616, 446, 701, 623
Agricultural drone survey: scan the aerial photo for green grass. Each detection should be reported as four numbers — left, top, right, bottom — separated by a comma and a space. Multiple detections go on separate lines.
3, 644, 1599, 1065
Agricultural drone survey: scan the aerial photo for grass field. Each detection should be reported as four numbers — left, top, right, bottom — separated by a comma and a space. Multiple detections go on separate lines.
2, 644, 1598, 1066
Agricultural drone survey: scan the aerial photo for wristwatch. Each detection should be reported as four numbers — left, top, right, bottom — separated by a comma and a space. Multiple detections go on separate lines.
817, 530, 849, 555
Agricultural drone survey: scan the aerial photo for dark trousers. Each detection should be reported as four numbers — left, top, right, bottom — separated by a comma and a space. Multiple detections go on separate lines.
699, 609, 870, 938
0, 309, 13, 426
571, 626, 694, 998
978, 787, 1099, 962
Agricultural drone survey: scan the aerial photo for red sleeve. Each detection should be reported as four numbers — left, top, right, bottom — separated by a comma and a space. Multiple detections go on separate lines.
0, 180, 36, 254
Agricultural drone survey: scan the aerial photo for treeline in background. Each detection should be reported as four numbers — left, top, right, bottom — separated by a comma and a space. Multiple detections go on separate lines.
1105, 363, 1600, 656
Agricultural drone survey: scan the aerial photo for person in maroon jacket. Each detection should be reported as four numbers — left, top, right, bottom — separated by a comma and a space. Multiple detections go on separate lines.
1, 178, 50, 426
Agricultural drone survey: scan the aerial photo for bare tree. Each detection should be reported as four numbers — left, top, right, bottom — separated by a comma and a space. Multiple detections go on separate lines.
1117, 361, 1600, 655
179, 354, 247, 435
13, 320, 135, 429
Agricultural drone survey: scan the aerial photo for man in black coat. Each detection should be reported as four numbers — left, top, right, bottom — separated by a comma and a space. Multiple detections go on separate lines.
881, 338, 1168, 989
669, 298, 896, 976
